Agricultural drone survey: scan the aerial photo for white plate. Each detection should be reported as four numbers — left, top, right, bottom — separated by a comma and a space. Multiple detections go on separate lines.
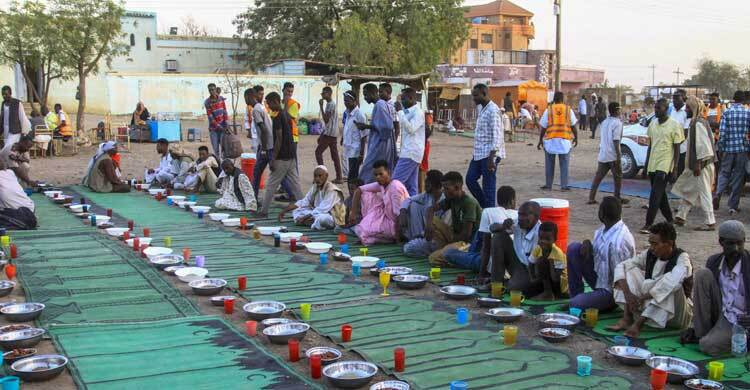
125, 237, 153, 248
350, 256, 379, 268
306, 242, 332, 254
279, 232, 303, 243
88, 215, 111, 225
138, 183, 151, 190
258, 226, 284, 236
105, 227, 129, 237
222, 218, 241, 227
177, 201, 196, 209
209, 213, 230, 222
148, 188, 167, 196
43, 190, 62, 198
69, 204, 89, 213
167, 195, 186, 202
191, 206, 211, 213
143, 246, 173, 260
175, 267, 209, 283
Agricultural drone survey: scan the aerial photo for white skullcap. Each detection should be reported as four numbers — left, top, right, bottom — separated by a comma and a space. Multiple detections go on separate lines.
314, 165, 328, 173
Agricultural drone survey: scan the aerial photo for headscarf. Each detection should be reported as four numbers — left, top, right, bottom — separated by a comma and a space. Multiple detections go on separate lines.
222, 159, 245, 206
82, 141, 116, 185
169, 146, 193, 161
686, 96, 715, 170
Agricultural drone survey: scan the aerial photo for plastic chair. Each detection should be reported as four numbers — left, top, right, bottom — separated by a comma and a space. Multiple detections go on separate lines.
114, 126, 131, 151
187, 128, 202, 142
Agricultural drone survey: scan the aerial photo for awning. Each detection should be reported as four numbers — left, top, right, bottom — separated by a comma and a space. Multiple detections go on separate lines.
438, 87, 461, 100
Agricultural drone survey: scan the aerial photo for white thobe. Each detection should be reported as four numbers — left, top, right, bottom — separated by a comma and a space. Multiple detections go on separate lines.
292, 183, 343, 230
144, 153, 174, 185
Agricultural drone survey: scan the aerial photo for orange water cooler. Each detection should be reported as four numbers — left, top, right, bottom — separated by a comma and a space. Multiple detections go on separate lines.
530, 198, 570, 252
240, 153, 265, 189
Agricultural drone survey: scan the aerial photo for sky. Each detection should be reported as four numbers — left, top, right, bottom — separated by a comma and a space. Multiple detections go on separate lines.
8, 0, 750, 89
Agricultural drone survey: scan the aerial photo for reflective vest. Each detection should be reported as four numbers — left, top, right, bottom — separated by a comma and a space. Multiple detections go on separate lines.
544, 104, 573, 140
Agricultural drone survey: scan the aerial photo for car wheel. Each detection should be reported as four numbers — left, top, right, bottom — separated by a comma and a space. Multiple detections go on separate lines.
621, 146, 638, 179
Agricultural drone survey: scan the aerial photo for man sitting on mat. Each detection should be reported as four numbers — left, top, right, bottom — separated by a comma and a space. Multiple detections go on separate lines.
567, 196, 635, 311
144, 138, 173, 186
214, 159, 257, 212
681, 221, 750, 356
0, 163, 36, 230
401, 169, 443, 257
83, 141, 130, 193
182, 145, 219, 193
527, 222, 568, 300
278, 165, 346, 230
609, 222, 693, 338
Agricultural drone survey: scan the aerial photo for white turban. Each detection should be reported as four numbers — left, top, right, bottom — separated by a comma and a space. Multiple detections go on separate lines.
314, 165, 328, 173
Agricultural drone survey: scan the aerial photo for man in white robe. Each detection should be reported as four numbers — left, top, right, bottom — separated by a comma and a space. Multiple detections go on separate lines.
278, 165, 345, 230
144, 138, 173, 186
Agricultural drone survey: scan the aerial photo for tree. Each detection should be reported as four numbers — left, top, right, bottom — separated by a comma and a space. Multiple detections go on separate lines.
0, 1, 73, 108
684, 57, 743, 99
221, 72, 252, 130
164, 15, 220, 37
52, 0, 128, 133
234, 0, 467, 74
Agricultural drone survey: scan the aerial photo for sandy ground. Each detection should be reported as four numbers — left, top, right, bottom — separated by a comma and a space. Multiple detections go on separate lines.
13, 114, 747, 388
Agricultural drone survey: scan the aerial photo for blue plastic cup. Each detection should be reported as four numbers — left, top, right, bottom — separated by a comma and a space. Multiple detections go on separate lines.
320, 253, 328, 265
166, 198, 174, 206
23, 188, 33, 196
340, 244, 349, 254
613, 336, 630, 346
376, 260, 386, 268
90, 215, 97, 226
450, 380, 468, 390
82, 205, 89, 212
0, 376, 20, 390
577, 355, 592, 376
197, 211, 204, 219
195, 255, 205, 268
352, 263, 361, 277
456, 308, 469, 324
189, 195, 197, 202
569, 307, 582, 317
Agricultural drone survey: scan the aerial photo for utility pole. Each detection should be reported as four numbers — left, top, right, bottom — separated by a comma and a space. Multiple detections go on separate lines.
673, 67, 684, 85
650, 64, 656, 86
554, 0, 562, 92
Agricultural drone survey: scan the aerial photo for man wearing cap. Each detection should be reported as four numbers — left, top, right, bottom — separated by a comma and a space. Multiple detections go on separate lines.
278, 165, 346, 230
681, 220, 750, 356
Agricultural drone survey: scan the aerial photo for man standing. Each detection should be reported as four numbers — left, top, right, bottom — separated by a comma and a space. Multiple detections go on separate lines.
538, 91, 578, 191
0, 86, 30, 152
249, 86, 273, 199
670, 89, 690, 177
714, 91, 750, 215
204, 83, 228, 157
593, 95, 607, 138
706, 92, 723, 140
341, 91, 367, 182
641, 98, 684, 233
466, 84, 504, 208
314, 86, 343, 184
356, 83, 397, 184
393, 88, 425, 196
588, 102, 628, 204
588, 94, 598, 136
278, 82, 302, 202
257, 92, 303, 217
578, 94, 588, 132
503, 92, 514, 120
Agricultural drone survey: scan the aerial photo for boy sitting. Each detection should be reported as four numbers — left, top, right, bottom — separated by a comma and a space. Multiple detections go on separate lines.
529, 222, 569, 300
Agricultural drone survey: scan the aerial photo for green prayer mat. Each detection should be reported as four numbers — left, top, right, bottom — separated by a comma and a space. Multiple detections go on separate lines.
49, 316, 320, 390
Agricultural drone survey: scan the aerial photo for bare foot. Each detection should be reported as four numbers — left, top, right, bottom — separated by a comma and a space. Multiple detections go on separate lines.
606, 317, 632, 331
533, 291, 556, 301
623, 323, 641, 338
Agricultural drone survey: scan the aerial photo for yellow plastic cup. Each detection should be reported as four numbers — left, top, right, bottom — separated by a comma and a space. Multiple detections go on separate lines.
510, 290, 525, 307
164, 236, 172, 248
499, 325, 518, 346
0, 236, 9, 247
429, 267, 441, 281
300, 303, 311, 321
707, 361, 724, 381
491, 282, 505, 299
582, 308, 599, 327
359, 247, 368, 256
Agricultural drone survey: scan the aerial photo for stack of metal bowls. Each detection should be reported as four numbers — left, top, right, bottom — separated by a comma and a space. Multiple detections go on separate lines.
323, 361, 378, 389
243, 301, 286, 321
262, 322, 310, 344
188, 278, 226, 296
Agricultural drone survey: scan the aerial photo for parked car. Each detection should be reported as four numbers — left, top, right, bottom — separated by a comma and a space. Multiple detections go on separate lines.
620, 123, 650, 178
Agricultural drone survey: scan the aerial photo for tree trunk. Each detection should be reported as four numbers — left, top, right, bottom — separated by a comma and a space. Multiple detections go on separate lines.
76, 70, 86, 134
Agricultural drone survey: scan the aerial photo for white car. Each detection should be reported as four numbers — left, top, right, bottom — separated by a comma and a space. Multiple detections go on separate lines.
620, 123, 650, 178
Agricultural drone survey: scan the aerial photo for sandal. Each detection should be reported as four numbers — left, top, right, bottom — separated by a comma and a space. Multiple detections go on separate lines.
673, 217, 686, 227
694, 224, 716, 231
639, 226, 651, 234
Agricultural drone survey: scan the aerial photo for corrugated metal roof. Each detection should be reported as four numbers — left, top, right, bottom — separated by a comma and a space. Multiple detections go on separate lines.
464, 0, 534, 18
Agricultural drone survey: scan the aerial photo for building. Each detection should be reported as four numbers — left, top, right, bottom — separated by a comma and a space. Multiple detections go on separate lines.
442, 0, 604, 96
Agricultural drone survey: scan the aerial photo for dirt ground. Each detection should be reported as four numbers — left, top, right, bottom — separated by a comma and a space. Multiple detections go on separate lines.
15, 114, 746, 388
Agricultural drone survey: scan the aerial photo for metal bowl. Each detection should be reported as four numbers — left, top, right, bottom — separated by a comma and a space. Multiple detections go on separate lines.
0, 324, 30, 335
323, 361, 378, 389
440, 285, 477, 300
393, 274, 429, 290
477, 297, 503, 308
684, 379, 724, 390
538, 327, 571, 343
0, 280, 15, 297
606, 346, 653, 366
188, 278, 226, 296
209, 295, 236, 307
537, 313, 580, 330
0, 328, 45, 350
370, 381, 410, 390
646, 356, 699, 384
243, 301, 286, 321
3, 348, 36, 365
332, 252, 351, 262
305, 347, 342, 365
262, 322, 310, 344
10, 354, 68, 381
485, 307, 524, 323
1, 303, 45, 322
150, 254, 184, 270
164, 265, 186, 275
261, 318, 293, 328
378, 267, 412, 276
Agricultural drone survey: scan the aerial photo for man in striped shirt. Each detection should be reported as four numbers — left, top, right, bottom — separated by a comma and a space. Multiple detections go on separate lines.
205, 83, 228, 157
466, 83, 504, 208
713, 90, 750, 215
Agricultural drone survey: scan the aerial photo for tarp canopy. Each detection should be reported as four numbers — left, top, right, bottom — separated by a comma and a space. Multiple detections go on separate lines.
323, 72, 431, 91
438, 87, 461, 100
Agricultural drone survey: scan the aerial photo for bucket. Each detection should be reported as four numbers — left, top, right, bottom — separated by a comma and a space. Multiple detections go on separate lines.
530, 198, 570, 252
241, 154, 265, 189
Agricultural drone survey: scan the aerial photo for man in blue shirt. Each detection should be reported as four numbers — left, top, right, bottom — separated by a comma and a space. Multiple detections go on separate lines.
714, 91, 750, 215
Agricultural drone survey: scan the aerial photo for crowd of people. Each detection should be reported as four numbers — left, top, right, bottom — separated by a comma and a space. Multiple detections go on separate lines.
3, 79, 750, 358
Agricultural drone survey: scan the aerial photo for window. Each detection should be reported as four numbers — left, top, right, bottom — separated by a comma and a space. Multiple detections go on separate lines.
129, 34, 135, 46
470, 39, 478, 49
481, 34, 492, 44
146, 37, 151, 51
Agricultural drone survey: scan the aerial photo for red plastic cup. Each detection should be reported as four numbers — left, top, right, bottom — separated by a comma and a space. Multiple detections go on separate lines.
238, 276, 247, 290
245, 320, 257, 336
288, 339, 300, 362
106, 208, 113, 217
338, 232, 347, 245
223, 298, 235, 315
240, 217, 248, 230
341, 324, 352, 342
166, 188, 173, 196
143, 228, 150, 238
123, 231, 130, 241
394, 347, 405, 372
5, 264, 16, 280
310, 354, 322, 379
650, 368, 667, 390
127, 220, 134, 231
456, 274, 465, 285
290, 239, 297, 253
140, 244, 149, 258
182, 248, 191, 262
9, 244, 17, 259
132, 237, 140, 252
53, 193, 59, 198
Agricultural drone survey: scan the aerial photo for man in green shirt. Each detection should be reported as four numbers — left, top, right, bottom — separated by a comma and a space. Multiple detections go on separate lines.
425, 171, 482, 266
641, 98, 684, 233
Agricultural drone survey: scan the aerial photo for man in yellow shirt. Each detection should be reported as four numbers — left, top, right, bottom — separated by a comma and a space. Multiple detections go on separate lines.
641, 98, 684, 233
278, 82, 302, 201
